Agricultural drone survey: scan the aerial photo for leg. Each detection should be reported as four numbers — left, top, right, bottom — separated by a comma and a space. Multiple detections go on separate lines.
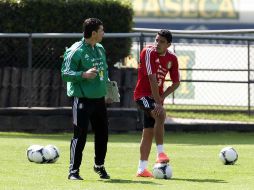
137, 110, 155, 177
151, 108, 166, 146
69, 125, 88, 174
90, 98, 110, 179
135, 97, 155, 177
140, 128, 153, 161
151, 108, 169, 163
69, 98, 90, 180
90, 98, 108, 166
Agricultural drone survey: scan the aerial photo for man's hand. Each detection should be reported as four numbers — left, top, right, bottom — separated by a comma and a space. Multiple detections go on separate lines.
152, 103, 164, 116
82, 67, 98, 79
105, 97, 113, 104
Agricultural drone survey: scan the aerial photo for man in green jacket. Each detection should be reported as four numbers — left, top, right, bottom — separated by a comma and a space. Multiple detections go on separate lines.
61, 18, 110, 180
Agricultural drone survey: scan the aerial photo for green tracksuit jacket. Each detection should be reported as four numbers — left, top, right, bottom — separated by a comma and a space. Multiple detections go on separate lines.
61, 38, 108, 98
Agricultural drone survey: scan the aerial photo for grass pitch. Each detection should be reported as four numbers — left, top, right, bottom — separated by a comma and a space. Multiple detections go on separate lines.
0, 132, 254, 190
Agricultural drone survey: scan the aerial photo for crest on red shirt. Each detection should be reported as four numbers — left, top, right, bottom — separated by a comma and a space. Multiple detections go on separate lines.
167, 61, 172, 69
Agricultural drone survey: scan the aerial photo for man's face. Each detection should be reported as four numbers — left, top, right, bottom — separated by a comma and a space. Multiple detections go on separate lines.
154, 34, 170, 55
94, 25, 104, 42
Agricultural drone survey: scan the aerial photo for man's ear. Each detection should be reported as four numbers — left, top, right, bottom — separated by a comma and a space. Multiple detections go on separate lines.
92, 31, 97, 37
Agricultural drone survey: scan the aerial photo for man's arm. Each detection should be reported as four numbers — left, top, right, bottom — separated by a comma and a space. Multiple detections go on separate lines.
148, 74, 164, 116
148, 74, 162, 104
161, 82, 180, 100
161, 55, 181, 101
61, 50, 98, 82
61, 51, 83, 83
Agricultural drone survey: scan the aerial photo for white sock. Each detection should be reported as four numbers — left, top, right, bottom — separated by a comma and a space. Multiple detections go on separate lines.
157, 144, 164, 154
137, 160, 148, 174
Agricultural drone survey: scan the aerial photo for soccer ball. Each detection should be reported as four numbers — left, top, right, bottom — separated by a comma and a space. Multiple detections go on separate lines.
26, 144, 60, 163
152, 163, 172, 179
43, 145, 60, 163
29, 146, 48, 163
27, 145, 44, 162
219, 147, 238, 165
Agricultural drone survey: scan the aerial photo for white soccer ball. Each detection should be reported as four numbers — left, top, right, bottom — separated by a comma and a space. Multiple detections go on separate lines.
30, 147, 47, 163
152, 163, 172, 179
26, 145, 43, 162
43, 145, 60, 163
219, 146, 238, 165
26, 144, 60, 163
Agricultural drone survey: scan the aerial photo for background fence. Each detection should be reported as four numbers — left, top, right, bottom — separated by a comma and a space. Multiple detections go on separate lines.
0, 32, 253, 116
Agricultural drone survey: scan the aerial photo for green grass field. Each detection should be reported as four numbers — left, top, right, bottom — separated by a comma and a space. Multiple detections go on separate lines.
1, 132, 254, 190
165, 105, 254, 122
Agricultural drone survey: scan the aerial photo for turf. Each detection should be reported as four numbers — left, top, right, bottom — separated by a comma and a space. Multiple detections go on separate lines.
0, 132, 254, 190
165, 105, 254, 122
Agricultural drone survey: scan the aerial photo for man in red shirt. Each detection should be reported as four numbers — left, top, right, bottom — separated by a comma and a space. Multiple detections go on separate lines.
134, 29, 180, 177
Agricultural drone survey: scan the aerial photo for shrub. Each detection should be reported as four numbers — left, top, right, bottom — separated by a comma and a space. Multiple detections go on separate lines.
0, 0, 134, 68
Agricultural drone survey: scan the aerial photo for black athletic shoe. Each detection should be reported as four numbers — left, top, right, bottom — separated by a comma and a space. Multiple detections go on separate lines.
94, 165, 110, 179
68, 173, 84, 180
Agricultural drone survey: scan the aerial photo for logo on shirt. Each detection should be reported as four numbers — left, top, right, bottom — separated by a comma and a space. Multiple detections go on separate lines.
78, 103, 84, 109
155, 58, 160, 63
167, 61, 172, 69
85, 54, 89, 59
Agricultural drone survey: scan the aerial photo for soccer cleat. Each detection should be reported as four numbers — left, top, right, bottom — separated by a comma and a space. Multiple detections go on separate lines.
94, 165, 110, 179
68, 173, 84, 180
136, 169, 153, 177
156, 152, 170, 163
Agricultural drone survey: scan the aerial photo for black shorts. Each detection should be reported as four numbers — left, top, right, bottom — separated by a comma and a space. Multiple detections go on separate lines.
136, 96, 155, 128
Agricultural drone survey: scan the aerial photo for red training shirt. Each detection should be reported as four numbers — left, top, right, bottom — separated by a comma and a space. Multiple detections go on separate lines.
134, 46, 180, 100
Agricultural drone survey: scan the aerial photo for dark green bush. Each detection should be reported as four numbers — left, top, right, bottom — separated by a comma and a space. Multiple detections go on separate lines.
0, 0, 133, 68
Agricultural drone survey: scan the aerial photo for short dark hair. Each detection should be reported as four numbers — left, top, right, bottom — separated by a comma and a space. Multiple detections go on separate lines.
158, 29, 172, 43
83, 18, 103, 38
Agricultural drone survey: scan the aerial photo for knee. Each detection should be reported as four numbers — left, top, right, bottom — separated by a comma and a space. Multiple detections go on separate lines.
155, 108, 166, 123
161, 108, 166, 119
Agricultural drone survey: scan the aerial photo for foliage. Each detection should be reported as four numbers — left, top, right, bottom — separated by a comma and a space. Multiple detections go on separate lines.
0, 0, 134, 68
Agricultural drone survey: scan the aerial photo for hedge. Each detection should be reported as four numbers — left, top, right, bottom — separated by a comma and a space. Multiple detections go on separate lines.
0, 0, 134, 68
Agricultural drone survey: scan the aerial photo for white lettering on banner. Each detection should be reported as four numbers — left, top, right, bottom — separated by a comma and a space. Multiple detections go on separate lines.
131, 0, 238, 19
171, 51, 195, 100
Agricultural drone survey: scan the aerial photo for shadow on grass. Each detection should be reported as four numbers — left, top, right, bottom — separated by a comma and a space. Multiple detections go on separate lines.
172, 178, 227, 183
101, 178, 160, 185
100, 177, 226, 184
